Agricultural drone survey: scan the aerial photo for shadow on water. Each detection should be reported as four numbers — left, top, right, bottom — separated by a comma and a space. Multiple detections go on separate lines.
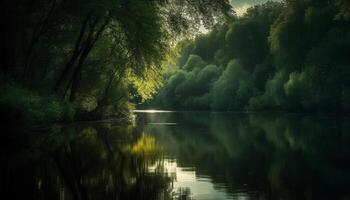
0, 123, 192, 200
2, 112, 350, 200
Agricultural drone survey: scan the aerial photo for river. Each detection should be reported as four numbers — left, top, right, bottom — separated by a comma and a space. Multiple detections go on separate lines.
2, 111, 350, 200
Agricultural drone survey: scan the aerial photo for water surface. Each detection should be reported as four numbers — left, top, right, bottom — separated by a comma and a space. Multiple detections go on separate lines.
2, 112, 350, 200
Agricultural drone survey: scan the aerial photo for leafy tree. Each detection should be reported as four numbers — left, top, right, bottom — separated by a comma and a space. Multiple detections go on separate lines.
0, 0, 232, 123
145, 0, 350, 113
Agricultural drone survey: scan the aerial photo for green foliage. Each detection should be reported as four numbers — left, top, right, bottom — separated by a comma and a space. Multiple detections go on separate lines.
0, 0, 232, 123
145, 0, 350, 112
0, 84, 75, 127
212, 60, 255, 110
183, 54, 207, 71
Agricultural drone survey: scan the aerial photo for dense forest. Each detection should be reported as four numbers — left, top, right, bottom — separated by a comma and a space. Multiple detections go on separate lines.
143, 0, 350, 112
1, 0, 350, 130
0, 0, 232, 128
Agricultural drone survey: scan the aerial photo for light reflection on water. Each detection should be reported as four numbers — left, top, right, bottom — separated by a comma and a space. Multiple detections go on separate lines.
137, 111, 350, 200
149, 158, 239, 200
2, 111, 350, 200
148, 123, 178, 125
134, 110, 175, 113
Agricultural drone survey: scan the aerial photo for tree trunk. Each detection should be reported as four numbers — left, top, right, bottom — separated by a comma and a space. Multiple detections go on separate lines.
54, 12, 92, 95
68, 13, 112, 102
23, 0, 57, 81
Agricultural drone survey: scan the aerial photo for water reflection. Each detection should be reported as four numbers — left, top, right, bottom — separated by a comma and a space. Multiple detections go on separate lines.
1, 112, 350, 200
137, 112, 350, 200
1, 123, 189, 200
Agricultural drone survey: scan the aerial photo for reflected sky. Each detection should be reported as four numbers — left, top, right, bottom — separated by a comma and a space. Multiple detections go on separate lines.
137, 111, 350, 200
134, 110, 175, 113
2, 112, 350, 200
149, 158, 236, 199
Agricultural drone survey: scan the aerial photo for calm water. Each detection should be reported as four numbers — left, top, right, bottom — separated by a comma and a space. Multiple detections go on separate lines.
2, 112, 350, 200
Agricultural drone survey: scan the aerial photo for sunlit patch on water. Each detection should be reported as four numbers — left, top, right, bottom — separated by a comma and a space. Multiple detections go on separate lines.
148, 159, 247, 200
134, 110, 174, 113
5, 112, 350, 200
148, 122, 177, 125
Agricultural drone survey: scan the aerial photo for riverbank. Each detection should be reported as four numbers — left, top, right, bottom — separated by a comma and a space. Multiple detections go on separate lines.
0, 84, 133, 133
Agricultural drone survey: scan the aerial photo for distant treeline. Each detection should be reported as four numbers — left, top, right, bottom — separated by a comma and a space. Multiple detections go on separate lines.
144, 0, 350, 112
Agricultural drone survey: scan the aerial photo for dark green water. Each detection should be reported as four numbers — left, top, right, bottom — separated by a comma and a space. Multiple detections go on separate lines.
2, 111, 350, 200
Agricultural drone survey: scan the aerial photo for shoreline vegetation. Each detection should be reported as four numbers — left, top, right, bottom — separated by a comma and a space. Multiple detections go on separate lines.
1, 0, 350, 131
141, 0, 350, 113
2, 2, 350, 199
0, 0, 232, 131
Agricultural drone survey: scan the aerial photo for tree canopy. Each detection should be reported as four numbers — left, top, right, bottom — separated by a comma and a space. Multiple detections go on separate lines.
143, 0, 350, 112
0, 0, 232, 123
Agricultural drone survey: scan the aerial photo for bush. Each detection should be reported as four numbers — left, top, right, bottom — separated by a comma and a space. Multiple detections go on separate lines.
0, 84, 75, 129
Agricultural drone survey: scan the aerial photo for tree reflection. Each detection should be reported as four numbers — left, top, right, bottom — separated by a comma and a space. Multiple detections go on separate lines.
3, 113, 350, 200
140, 112, 350, 200
0, 123, 191, 200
